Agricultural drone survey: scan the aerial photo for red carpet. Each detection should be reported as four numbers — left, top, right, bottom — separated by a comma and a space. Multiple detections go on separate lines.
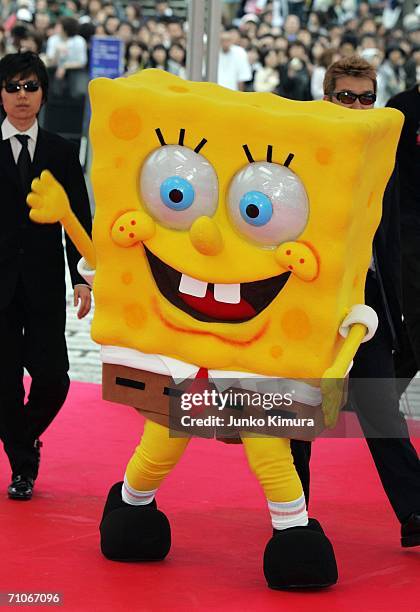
0, 381, 419, 611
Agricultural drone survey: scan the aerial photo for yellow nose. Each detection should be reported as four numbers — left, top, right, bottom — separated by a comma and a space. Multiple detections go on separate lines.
189, 216, 223, 256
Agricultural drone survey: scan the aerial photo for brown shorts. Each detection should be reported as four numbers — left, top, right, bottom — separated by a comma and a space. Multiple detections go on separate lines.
102, 363, 336, 441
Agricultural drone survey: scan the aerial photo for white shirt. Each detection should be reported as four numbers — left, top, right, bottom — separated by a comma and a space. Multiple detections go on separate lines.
254, 67, 280, 93
1, 117, 38, 162
100, 344, 322, 404
218, 44, 252, 91
46, 34, 87, 68
310, 66, 326, 100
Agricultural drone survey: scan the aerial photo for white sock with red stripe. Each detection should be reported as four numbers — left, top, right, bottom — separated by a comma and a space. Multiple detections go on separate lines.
121, 474, 157, 506
268, 494, 308, 530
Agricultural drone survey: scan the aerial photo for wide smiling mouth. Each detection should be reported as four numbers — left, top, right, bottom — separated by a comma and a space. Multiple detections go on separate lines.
144, 247, 291, 324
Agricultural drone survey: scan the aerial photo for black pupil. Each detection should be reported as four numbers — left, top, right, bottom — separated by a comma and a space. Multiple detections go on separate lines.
169, 189, 183, 203
246, 204, 260, 219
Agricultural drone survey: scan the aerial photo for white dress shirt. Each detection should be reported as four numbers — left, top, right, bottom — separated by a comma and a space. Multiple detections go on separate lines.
1, 117, 38, 162
46, 34, 87, 68
218, 45, 252, 91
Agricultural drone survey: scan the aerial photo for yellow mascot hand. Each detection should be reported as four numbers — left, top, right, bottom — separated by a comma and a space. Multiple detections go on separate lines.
27, 170, 71, 224
321, 367, 346, 428
27, 169, 96, 269
321, 319, 370, 427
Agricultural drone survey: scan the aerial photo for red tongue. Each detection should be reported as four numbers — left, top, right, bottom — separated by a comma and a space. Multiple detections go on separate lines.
179, 288, 255, 321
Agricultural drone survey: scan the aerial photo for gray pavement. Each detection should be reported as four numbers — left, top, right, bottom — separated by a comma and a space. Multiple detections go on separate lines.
65, 269, 101, 384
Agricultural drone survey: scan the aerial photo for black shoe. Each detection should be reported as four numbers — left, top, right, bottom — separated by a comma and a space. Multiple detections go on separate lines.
33, 439, 43, 479
100, 481, 171, 561
8, 475, 34, 501
264, 518, 338, 590
401, 513, 420, 548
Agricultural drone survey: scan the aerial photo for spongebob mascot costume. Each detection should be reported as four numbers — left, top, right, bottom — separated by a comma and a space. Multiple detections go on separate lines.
27, 70, 402, 590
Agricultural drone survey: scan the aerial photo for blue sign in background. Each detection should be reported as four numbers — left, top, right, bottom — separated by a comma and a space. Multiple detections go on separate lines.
90, 36, 125, 80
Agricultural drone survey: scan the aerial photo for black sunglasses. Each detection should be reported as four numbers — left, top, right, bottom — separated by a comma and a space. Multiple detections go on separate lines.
3, 80, 41, 94
331, 90, 376, 105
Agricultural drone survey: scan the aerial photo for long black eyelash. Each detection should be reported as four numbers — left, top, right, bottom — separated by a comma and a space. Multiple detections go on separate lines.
155, 131, 293, 167
284, 153, 294, 167
194, 138, 207, 153
242, 144, 254, 163
243, 144, 294, 167
155, 128, 166, 146
156, 127, 207, 152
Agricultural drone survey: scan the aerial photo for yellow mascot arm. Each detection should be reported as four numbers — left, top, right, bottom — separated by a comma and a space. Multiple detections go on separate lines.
321, 305, 378, 428
27, 170, 96, 269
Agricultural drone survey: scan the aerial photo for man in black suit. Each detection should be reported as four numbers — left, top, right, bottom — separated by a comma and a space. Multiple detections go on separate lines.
291, 56, 420, 547
387, 85, 420, 396
0, 52, 92, 500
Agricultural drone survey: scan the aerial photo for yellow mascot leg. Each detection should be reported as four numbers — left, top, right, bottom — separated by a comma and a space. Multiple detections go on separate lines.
125, 419, 191, 494
241, 435, 307, 529
242, 435, 338, 589
100, 419, 190, 562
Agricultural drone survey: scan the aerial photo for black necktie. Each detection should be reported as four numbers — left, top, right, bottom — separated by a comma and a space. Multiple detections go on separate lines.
15, 134, 31, 195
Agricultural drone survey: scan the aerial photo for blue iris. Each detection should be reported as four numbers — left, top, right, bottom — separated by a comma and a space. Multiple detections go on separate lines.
160, 176, 195, 211
239, 191, 273, 226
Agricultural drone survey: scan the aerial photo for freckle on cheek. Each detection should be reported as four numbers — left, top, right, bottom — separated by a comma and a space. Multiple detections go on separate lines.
124, 303, 146, 329
281, 309, 312, 340
121, 272, 133, 285
270, 345, 283, 359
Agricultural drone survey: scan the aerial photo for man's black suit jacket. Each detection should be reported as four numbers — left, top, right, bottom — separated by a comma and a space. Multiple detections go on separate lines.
0, 126, 92, 310
372, 168, 403, 350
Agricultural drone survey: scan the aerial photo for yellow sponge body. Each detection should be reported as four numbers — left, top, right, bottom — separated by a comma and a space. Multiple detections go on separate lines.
88, 68, 402, 379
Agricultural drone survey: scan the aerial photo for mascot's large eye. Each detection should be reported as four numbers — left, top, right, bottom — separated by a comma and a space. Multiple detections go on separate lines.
140, 145, 218, 230
228, 162, 309, 246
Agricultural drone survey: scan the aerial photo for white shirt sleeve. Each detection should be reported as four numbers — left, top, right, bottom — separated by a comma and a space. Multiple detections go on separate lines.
254, 67, 279, 92
310, 66, 326, 100
234, 46, 252, 85
46, 34, 59, 61
67, 36, 88, 67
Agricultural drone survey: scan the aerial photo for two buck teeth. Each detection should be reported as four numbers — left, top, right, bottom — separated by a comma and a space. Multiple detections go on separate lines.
179, 274, 241, 304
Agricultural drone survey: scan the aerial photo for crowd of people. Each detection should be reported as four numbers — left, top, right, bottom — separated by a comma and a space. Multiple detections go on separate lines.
0, 0, 418, 104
